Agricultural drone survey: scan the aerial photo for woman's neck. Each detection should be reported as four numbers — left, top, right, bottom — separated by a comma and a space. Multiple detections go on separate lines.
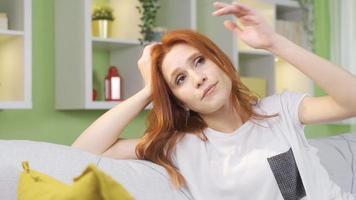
201, 101, 245, 134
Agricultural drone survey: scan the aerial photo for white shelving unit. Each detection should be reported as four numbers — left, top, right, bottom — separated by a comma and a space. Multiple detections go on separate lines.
92, 37, 140, 51
235, 0, 314, 98
0, 0, 32, 109
55, 0, 312, 110
55, 0, 197, 110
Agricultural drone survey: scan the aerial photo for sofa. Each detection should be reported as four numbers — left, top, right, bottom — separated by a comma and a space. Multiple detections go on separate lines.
0, 132, 355, 200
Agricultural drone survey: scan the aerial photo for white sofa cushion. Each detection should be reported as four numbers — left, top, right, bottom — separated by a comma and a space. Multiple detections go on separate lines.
340, 133, 356, 193
308, 132, 355, 193
97, 157, 193, 200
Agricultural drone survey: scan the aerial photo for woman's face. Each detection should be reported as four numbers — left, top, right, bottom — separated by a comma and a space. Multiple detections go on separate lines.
161, 43, 232, 114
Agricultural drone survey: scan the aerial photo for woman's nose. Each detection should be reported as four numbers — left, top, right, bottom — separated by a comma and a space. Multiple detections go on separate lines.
192, 72, 207, 88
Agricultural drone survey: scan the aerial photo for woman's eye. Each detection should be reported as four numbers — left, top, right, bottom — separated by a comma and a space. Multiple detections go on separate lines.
195, 56, 205, 66
176, 74, 186, 85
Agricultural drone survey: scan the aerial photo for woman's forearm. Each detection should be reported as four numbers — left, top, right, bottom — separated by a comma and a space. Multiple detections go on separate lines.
71, 86, 152, 154
267, 34, 356, 109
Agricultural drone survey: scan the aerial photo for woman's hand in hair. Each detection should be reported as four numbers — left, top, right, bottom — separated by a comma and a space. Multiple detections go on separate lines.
212, 1, 279, 50
138, 42, 160, 92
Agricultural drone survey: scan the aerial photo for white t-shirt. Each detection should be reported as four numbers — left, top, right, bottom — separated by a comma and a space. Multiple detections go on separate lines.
173, 91, 309, 200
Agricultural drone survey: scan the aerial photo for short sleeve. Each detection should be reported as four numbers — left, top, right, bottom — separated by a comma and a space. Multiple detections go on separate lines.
279, 90, 311, 131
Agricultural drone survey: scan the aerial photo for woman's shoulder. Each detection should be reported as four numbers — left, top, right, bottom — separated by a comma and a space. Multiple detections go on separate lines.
256, 90, 309, 112
254, 90, 310, 129
254, 93, 280, 114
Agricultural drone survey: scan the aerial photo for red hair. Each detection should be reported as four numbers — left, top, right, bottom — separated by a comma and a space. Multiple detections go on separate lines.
135, 29, 278, 189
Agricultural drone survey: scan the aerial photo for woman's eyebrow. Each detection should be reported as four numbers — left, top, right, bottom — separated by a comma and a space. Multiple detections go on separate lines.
169, 52, 200, 84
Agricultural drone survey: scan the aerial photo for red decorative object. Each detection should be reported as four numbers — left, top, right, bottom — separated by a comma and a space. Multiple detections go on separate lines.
92, 88, 97, 101
105, 66, 122, 101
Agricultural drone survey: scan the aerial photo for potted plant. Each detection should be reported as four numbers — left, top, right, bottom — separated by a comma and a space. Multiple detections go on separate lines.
92, 5, 115, 38
136, 0, 163, 44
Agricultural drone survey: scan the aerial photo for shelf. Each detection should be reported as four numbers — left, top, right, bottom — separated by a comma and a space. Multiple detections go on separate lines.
87, 101, 122, 109
234, 0, 311, 98
55, 0, 196, 110
0, 32, 23, 43
92, 37, 140, 51
274, 0, 299, 9
0, 0, 31, 109
0, 29, 24, 36
0, 101, 31, 109
55, 0, 311, 110
88, 101, 153, 110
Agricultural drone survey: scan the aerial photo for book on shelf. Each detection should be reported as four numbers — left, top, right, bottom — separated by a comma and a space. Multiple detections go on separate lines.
0, 12, 8, 30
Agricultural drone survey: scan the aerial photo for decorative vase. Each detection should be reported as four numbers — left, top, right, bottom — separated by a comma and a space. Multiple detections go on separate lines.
152, 26, 167, 41
92, 20, 112, 38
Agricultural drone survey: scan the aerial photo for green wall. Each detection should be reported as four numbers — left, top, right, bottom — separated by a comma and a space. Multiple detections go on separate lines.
304, 0, 352, 139
0, 0, 148, 145
0, 0, 353, 145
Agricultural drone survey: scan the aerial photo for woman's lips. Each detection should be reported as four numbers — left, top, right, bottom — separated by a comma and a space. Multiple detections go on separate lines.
201, 82, 218, 100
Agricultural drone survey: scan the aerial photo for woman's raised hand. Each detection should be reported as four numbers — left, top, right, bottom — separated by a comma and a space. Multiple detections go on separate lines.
137, 42, 160, 91
212, 1, 278, 50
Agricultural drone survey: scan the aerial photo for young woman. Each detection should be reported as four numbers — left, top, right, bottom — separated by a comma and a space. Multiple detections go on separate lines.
72, 2, 356, 199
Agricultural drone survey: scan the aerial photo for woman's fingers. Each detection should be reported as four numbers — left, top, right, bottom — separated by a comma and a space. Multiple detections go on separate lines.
232, 2, 253, 13
142, 42, 160, 58
212, 1, 252, 18
213, 1, 230, 9
239, 15, 259, 26
223, 20, 242, 35
143, 42, 160, 50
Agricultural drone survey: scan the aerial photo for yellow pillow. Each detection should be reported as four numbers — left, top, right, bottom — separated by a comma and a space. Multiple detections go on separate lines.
18, 161, 135, 200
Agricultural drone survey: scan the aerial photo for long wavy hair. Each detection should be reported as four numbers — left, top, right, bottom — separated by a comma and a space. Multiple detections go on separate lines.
135, 29, 279, 189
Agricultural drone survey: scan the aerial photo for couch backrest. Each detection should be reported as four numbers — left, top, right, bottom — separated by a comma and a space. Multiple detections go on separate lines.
308, 132, 356, 193
1, 132, 355, 199
0, 140, 192, 200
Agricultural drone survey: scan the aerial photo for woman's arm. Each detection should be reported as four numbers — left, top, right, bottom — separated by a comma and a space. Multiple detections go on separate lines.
71, 87, 151, 155
213, 1, 356, 124
267, 35, 356, 123
72, 43, 158, 155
